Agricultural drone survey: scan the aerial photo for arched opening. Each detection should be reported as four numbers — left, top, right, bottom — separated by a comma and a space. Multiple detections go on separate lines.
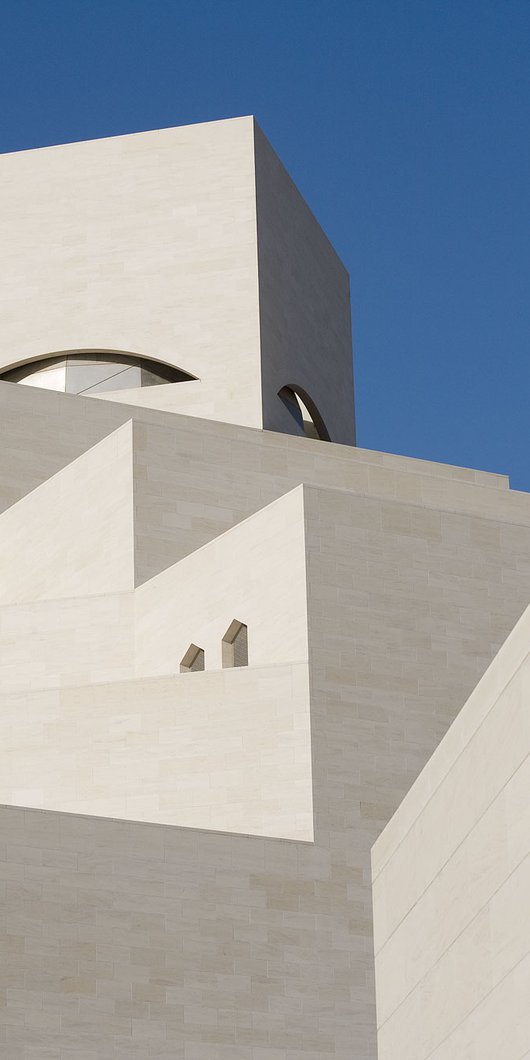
278, 385, 330, 441
0, 351, 197, 396
180, 644, 205, 673
222, 620, 248, 668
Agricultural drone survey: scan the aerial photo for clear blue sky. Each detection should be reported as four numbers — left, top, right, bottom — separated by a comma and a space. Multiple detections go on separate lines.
1, 0, 529, 489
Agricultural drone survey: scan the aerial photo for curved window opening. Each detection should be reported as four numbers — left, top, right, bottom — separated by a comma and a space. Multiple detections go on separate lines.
278, 385, 330, 441
180, 644, 205, 673
222, 620, 248, 668
0, 351, 197, 396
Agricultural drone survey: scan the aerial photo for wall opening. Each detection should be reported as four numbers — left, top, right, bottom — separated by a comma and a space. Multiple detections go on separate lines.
0, 351, 197, 396
278, 385, 330, 441
180, 644, 205, 673
222, 620, 248, 668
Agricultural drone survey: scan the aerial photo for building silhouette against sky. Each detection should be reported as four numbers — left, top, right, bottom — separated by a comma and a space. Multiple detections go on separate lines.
0, 116, 529, 1059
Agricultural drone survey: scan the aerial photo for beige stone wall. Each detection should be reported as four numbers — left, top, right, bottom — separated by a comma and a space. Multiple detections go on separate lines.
2, 475, 530, 1056
0, 664, 312, 839
0, 477, 308, 680
372, 602, 530, 1060
129, 405, 521, 587
0, 117, 264, 430
0, 383, 514, 582
0, 592, 135, 693
254, 121, 356, 445
135, 485, 308, 675
3, 117, 530, 1058
0, 118, 356, 440
0, 421, 134, 604
0, 326, 529, 1060
0, 486, 312, 837
301, 482, 530, 1058
0, 803, 325, 1060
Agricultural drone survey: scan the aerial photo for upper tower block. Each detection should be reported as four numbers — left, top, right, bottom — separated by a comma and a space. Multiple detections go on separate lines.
0, 116, 355, 444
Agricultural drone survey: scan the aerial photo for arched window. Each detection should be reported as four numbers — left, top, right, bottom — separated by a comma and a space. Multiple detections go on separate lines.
0, 351, 196, 396
222, 620, 248, 668
180, 644, 205, 673
278, 385, 330, 441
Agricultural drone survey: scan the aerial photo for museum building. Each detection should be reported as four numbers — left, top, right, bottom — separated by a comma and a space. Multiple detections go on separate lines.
0, 116, 529, 1059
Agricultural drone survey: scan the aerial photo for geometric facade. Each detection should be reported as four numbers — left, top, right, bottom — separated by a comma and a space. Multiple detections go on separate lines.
1, 117, 529, 1058
372, 601, 530, 1060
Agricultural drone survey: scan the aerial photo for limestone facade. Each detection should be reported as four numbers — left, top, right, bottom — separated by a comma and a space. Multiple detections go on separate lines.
372, 602, 530, 1060
1, 118, 529, 1059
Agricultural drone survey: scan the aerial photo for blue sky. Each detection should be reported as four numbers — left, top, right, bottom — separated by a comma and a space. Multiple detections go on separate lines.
1, 0, 529, 489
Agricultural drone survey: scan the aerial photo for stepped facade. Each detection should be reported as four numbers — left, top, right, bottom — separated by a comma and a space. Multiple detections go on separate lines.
1, 116, 529, 1059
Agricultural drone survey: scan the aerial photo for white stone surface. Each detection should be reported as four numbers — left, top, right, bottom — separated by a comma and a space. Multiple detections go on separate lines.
0, 420, 134, 604
372, 602, 530, 1060
0, 592, 135, 692
1, 116, 530, 1059
0, 664, 313, 840
254, 122, 355, 444
0, 477, 308, 690
135, 484, 309, 674
0, 485, 312, 837
0, 118, 263, 430
0, 117, 355, 442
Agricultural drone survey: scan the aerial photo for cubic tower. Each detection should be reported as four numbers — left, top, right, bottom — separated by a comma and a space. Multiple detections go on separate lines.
1, 117, 529, 1059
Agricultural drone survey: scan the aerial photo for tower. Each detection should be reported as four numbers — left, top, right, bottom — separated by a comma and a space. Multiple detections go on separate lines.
0, 116, 355, 443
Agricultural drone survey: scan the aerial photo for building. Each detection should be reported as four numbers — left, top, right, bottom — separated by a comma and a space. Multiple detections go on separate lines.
0, 116, 529, 1059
